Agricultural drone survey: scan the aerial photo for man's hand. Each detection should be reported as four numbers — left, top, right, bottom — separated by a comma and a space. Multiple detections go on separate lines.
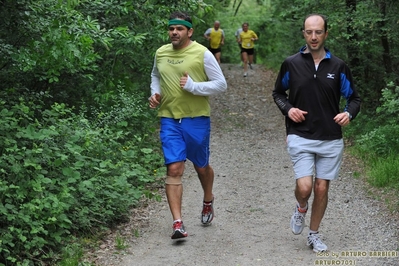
334, 112, 351, 127
149, 93, 161, 109
288, 108, 308, 123
180, 72, 189, 89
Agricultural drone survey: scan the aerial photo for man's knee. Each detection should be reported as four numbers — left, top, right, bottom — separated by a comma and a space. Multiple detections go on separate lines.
165, 175, 182, 185
295, 177, 312, 198
314, 179, 330, 194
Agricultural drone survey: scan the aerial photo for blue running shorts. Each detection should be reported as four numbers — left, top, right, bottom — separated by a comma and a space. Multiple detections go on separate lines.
286, 134, 344, 180
160, 117, 211, 168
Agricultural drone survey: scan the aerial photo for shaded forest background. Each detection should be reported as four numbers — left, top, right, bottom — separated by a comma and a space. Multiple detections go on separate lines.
1, 0, 398, 265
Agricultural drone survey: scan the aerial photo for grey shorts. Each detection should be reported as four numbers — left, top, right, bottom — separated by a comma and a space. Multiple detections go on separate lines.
286, 134, 344, 180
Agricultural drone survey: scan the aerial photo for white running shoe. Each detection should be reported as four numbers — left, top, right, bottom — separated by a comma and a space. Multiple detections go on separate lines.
290, 206, 307, 235
307, 233, 328, 252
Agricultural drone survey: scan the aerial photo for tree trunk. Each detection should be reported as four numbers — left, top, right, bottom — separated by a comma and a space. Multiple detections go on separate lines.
234, 0, 243, 16
346, 0, 359, 71
378, 0, 393, 75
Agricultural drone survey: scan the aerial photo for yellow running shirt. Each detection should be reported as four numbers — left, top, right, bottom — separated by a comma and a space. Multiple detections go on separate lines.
209, 28, 223, 49
240, 30, 258, 49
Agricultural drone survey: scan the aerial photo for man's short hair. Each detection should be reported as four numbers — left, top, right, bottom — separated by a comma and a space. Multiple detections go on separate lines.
302, 14, 328, 32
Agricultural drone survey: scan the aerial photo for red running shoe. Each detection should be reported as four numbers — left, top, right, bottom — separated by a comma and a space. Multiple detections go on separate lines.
171, 220, 188, 239
201, 197, 214, 225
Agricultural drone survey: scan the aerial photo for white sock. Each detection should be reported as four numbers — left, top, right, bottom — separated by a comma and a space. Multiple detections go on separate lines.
297, 202, 308, 212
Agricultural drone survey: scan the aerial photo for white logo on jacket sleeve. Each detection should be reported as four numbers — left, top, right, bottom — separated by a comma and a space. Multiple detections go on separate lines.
327, 73, 335, 79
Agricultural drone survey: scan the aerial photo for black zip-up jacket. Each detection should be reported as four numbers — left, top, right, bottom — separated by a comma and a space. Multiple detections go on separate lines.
273, 46, 361, 140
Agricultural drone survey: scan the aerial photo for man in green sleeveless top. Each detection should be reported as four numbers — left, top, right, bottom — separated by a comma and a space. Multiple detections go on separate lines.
149, 11, 227, 239
204, 21, 225, 64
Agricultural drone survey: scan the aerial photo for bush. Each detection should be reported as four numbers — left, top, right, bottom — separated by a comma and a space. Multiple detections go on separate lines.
355, 82, 399, 158
356, 124, 399, 158
351, 82, 399, 192
0, 92, 163, 264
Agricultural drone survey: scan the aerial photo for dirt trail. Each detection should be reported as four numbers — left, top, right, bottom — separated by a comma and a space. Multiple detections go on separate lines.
91, 64, 398, 266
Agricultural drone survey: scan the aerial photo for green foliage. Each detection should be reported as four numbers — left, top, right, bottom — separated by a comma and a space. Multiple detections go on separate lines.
0, 93, 164, 264
356, 82, 399, 158
376, 82, 399, 125
0, 0, 212, 109
57, 243, 89, 266
349, 82, 399, 192
114, 232, 128, 250
15, 4, 103, 82
367, 154, 399, 189
356, 124, 399, 158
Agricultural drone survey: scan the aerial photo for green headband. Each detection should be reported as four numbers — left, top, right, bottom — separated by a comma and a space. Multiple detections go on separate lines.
168, 19, 192, 29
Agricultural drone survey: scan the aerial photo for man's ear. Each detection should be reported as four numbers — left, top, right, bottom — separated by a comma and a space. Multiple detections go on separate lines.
188, 28, 194, 38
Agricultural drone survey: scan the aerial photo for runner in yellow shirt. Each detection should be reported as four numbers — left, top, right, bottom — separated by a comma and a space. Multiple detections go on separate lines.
239, 22, 258, 77
204, 21, 225, 64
